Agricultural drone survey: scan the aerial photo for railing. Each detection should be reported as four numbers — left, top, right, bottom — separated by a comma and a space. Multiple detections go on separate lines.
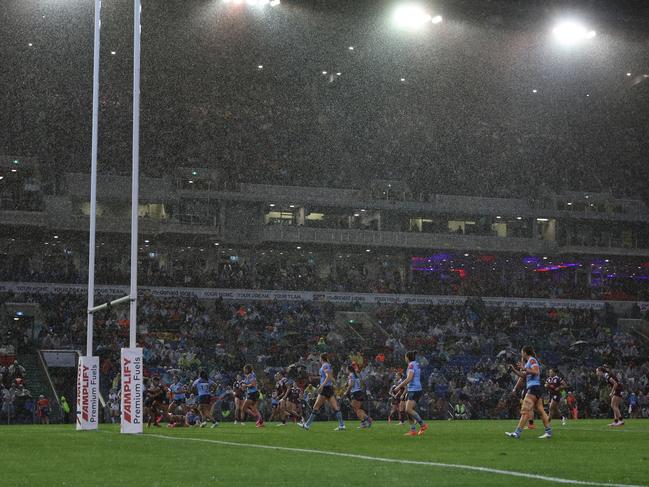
262, 225, 555, 252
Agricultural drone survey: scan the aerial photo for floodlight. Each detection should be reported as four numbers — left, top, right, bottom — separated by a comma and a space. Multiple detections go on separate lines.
393, 4, 434, 30
552, 21, 596, 45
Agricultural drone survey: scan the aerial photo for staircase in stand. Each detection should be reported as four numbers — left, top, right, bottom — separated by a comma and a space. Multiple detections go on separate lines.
18, 353, 62, 422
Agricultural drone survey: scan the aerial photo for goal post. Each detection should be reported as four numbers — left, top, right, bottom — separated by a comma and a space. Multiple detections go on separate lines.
76, 0, 102, 432
120, 0, 144, 435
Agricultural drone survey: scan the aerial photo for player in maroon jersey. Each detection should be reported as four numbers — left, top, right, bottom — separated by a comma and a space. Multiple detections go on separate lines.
388, 373, 405, 424
596, 366, 625, 427
284, 379, 304, 424
544, 368, 568, 425
232, 375, 245, 424
273, 371, 290, 426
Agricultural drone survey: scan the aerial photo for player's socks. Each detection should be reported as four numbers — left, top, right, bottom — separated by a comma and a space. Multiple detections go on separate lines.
305, 411, 317, 428
410, 412, 424, 426
335, 410, 344, 428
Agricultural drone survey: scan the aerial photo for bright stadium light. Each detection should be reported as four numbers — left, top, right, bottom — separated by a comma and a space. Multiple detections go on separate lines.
393, 4, 441, 30
552, 21, 596, 45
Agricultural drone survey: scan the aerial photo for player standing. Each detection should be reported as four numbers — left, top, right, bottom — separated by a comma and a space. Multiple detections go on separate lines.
242, 364, 265, 428
394, 351, 428, 436
544, 368, 568, 425
596, 366, 625, 427
345, 365, 372, 428
388, 373, 405, 424
506, 346, 552, 439
273, 371, 289, 426
192, 370, 218, 428
232, 375, 245, 424
299, 353, 346, 431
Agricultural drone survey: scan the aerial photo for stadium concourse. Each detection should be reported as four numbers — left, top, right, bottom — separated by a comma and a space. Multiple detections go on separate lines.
2, 233, 649, 301
2, 290, 648, 425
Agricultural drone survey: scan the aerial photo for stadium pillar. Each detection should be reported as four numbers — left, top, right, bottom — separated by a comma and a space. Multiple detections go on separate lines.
77, 0, 102, 432
120, 0, 144, 434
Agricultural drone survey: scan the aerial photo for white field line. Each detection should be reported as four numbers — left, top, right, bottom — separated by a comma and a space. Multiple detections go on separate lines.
141, 433, 646, 487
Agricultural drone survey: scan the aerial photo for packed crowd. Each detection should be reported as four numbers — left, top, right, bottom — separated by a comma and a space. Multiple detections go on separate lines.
3, 289, 648, 423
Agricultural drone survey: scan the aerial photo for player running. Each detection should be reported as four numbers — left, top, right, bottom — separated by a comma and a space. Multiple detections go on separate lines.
299, 353, 346, 431
344, 365, 372, 428
544, 368, 568, 425
168, 375, 187, 416
242, 364, 265, 428
394, 351, 428, 436
596, 366, 625, 427
145, 376, 167, 428
192, 370, 218, 428
285, 379, 304, 424
506, 346, 552, 439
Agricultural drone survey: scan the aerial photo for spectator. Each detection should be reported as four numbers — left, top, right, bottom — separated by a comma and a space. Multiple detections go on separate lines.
36, 395, 50, 424
8, 360, 26, 382
60, 396, 71, 424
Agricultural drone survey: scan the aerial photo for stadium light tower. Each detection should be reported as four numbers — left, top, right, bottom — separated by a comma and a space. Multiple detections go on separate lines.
393, 4, 442, 30
552, 20, 596, 46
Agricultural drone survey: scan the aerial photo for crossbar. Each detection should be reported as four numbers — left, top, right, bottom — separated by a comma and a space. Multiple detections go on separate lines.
88, 295, 131, 314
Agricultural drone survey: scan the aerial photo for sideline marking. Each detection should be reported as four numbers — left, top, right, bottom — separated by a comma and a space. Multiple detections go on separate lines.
141, 432, 646, 487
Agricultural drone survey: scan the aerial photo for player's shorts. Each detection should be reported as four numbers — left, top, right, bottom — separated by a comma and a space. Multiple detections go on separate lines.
407, 390, 423, 402
320, 385, 334, 398
351, 391, 365, 402
525, 386, 544, 399
246, 391, 260, 402
172, 397, 186, 404
198, 395, 211, 405
234, 392, 244, 400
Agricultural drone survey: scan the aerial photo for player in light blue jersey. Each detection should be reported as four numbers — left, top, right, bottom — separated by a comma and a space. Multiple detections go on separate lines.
300, 353, 345, 431
395, 350, 428, 436
167, 375, 187, 423
192, 369, 218, 428
242, 364, 265, 428
506, 346, 552, 439
345, 365, 372, 429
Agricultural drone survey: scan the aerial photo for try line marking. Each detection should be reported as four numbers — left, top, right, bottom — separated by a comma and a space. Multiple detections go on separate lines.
143, 433, 646, 487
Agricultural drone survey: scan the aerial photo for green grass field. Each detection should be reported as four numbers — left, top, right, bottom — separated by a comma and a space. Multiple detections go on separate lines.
4, 420, 648, 486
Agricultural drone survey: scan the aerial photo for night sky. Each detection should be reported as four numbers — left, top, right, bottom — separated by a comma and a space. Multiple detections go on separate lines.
2, 0, 649, 200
